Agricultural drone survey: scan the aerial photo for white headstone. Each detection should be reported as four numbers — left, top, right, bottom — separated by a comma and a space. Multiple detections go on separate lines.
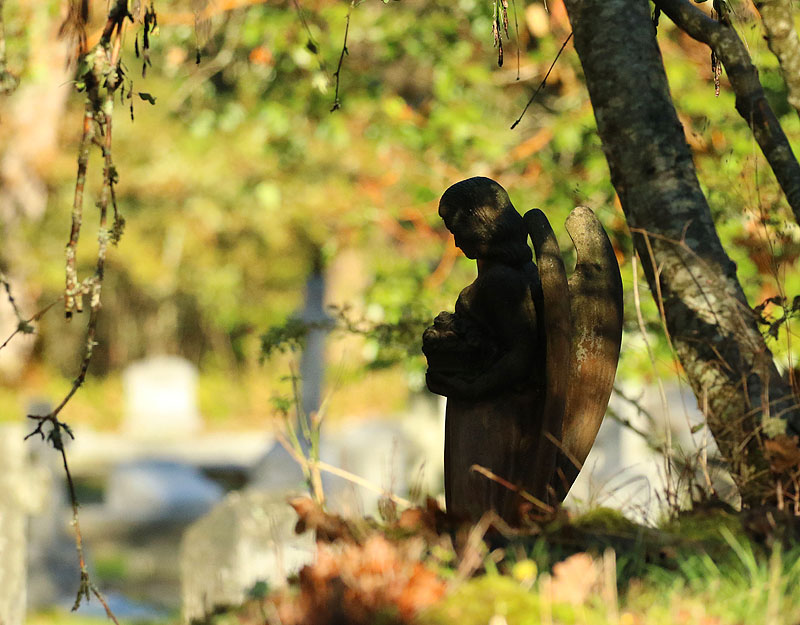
0, 424, 50, 625
122, 356, 202, 438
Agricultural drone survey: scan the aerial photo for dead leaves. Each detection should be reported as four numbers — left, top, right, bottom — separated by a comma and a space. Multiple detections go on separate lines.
269, 534, 446, 625
764, 434, 800, 474
290, 496, 359, 543
271, 498, 448, 625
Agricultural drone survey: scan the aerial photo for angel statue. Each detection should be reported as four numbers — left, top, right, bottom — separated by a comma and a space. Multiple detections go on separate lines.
422, 177, 623, 526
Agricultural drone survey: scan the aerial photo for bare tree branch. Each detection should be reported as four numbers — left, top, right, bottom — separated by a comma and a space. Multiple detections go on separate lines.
653, 0, 800, 225
753, 0, 800, 119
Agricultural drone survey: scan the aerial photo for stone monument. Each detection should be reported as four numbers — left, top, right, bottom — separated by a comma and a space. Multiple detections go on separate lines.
180, 490, 315, 623
422, 177, 623, 525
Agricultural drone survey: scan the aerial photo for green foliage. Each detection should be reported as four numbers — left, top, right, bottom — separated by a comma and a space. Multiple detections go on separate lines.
260, 317, 323, 359
420, 576, 579, 625
571, 507, 641, 534
3, 0, 799, 427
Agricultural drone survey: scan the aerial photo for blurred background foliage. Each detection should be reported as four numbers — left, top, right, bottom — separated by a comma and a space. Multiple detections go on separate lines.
0, 0, 798, 429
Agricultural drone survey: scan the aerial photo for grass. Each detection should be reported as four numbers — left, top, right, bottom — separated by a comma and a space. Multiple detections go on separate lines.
180, 500, 800, 625
421, 529, 800, 624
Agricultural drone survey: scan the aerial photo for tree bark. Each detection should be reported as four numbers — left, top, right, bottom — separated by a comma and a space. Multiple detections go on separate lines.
562, 0, 800, 504
754, 0, 800, 119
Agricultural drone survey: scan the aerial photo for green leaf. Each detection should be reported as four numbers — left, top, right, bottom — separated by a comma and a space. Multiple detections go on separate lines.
137, 92, 157, 105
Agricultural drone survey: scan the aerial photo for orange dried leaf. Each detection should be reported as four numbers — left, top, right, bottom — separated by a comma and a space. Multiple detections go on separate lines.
765, 434, 800, 473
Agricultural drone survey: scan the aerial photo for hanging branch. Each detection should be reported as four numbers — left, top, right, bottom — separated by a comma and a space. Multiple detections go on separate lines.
331, 0, 356, 112
0, 271, 29, 335
653, 0, 800, 225
30, 1, 144, 619
510, 31, 572, 129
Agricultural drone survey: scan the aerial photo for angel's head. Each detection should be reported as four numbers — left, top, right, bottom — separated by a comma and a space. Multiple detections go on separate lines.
438, 177, 531, 264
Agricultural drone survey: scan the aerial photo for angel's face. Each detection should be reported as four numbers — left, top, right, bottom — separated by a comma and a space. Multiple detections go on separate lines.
440, 207, 490, 260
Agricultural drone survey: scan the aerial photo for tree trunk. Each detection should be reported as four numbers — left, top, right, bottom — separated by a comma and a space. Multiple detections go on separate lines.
562, 0, 800, 505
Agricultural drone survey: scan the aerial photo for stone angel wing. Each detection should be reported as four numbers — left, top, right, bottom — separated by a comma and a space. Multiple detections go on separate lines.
524, 206, 624, 503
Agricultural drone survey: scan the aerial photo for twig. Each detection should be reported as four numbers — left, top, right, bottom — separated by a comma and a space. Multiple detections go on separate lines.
470, 464, 554, 514
510, 31, 572, 129
510, 0, 521, 80
0, 296, 62, 352
330, 0, 356, 112
653, 0, 800, 224
455, 512, 495, 581
65, 105, 95, 318
275, 432, 412, 507
605, 404, 665, 453
632, 254, 677, 509
24, 417, 120, 625
292, 0, 327, 72
1, 270, 25, 324
544, 431, 583, 473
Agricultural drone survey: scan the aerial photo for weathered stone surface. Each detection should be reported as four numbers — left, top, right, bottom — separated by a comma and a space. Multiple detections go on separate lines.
423, 177, 548, 524
554, 207, 624, 498
107, 460, 223, 523
180, 490, 314, 623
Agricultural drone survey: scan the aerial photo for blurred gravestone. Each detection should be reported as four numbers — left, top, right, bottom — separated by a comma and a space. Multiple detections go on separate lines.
122, 356, 201, 438
106, 460, 223, 523
0, 424, 49, 625
180, 490, 314, 623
